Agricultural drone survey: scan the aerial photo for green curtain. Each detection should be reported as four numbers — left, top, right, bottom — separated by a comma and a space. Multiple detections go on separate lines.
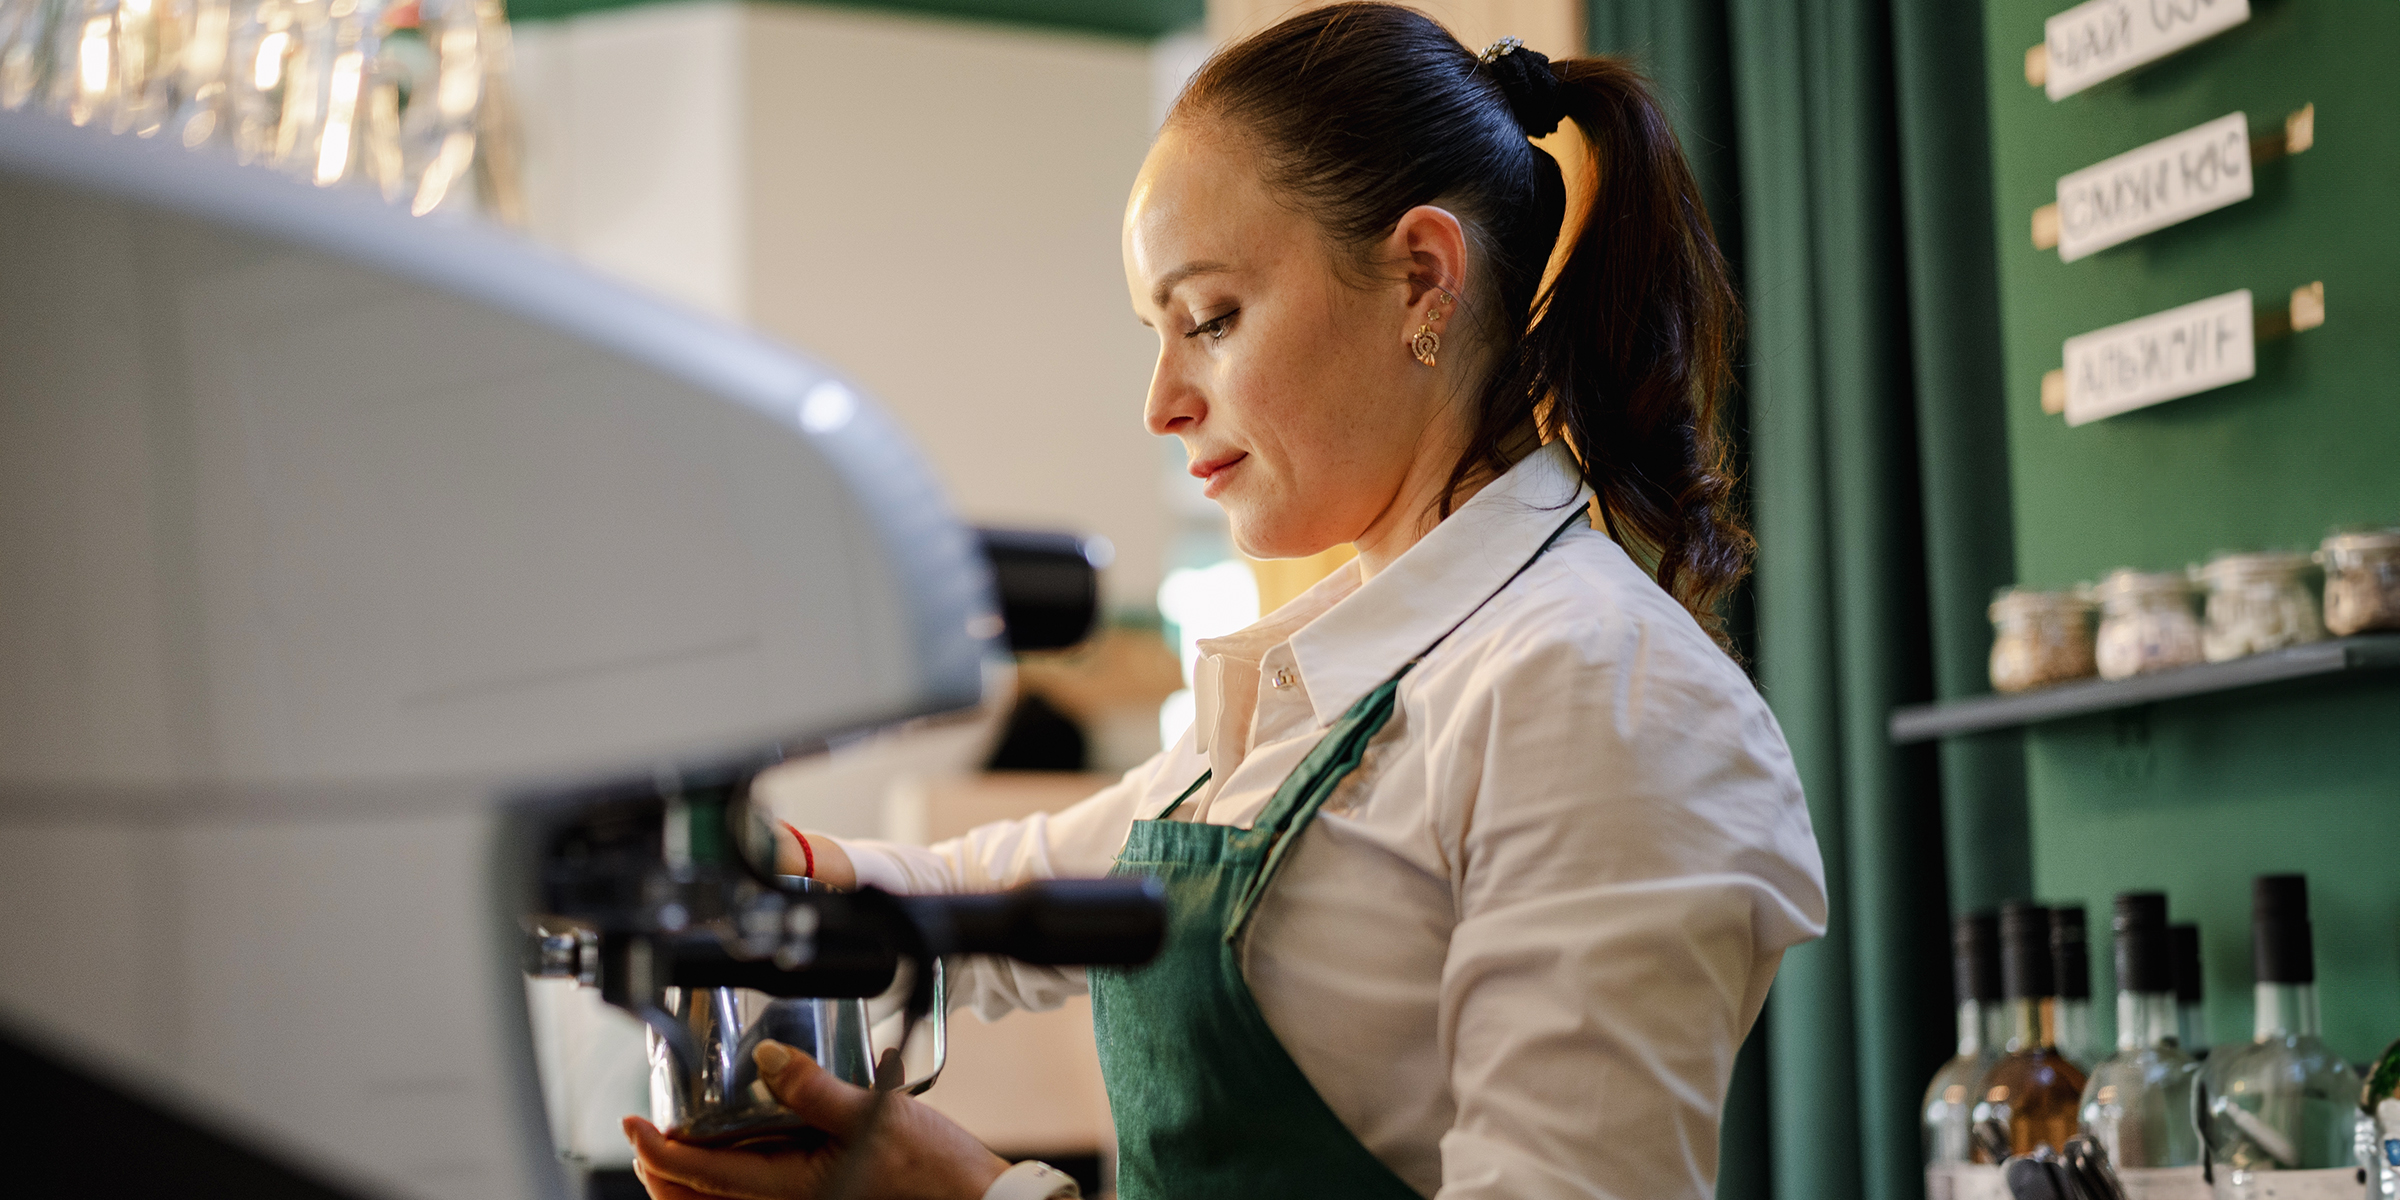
1587, 2, 2028, 1198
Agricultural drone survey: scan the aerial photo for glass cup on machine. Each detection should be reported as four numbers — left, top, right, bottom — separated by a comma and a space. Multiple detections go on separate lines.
2194, 551, 2323, 663
2091, 570, 2204, 681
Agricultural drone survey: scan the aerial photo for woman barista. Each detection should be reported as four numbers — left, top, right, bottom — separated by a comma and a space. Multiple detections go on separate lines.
626, 5, 1826, 1198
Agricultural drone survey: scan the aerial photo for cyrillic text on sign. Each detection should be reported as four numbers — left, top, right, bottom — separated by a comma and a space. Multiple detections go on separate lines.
2063, 290, 2254, 425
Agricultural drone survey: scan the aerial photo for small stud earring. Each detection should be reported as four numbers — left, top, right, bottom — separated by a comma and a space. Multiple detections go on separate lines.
1411, 292, 1450, 367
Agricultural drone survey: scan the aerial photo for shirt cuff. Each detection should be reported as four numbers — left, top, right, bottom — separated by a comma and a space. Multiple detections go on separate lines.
832, 837, 914, 894
981, 1160, 1081, 1200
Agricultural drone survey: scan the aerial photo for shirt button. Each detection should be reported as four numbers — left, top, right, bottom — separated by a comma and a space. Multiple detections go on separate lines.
1270, 668, 1294, 689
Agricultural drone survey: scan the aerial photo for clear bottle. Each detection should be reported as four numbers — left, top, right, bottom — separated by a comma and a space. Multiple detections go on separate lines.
2201, 875, 2365, 1198
2171, 923, 2210, 1060
2053, 904, 2098, 1070
1927, 912, 2007, 1198
1974, 903, 2089, 1163
2081, 893, 2206, 1199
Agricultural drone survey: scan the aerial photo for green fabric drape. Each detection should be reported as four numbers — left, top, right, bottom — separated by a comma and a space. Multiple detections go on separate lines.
1588, 2, 2027, 1197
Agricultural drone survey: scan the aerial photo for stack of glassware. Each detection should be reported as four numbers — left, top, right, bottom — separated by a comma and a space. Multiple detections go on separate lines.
0, 0, 522, 221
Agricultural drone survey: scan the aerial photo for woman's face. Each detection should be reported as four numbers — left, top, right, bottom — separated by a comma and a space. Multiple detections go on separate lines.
1124, 124, 1459, 563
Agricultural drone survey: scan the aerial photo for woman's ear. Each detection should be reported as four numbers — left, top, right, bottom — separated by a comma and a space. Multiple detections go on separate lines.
1390, 205, 1470, 314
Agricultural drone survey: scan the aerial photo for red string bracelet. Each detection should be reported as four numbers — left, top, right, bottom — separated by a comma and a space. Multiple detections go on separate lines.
778, 819, 815, 879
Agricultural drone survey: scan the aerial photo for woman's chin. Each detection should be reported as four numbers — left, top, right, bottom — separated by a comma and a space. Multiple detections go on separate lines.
1227, 512, 1341, 562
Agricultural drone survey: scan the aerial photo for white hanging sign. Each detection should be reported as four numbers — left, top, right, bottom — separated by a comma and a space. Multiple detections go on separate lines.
2062, 289, 2254, 425
2054, 113, 2252, 261
2043, 0, 2250, 100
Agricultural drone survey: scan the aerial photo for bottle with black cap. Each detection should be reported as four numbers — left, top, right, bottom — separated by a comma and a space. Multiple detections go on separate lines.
2200, 874, 2364, 1195
2169, 922, 2208, 1060
1925, 912, 2006, 1196
2053, 904, 2098, 1069
2078, 893, 2204, 1195
1970, 902, 2089, 1163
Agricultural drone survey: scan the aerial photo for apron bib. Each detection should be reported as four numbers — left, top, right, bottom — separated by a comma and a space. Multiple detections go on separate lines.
1090, 510, 1584, 1200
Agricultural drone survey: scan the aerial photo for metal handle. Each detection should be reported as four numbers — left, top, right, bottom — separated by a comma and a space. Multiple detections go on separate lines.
902, 959, 947, 1096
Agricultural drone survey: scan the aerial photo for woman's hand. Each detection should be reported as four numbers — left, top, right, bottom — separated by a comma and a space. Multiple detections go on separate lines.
624, 1042, 1007, 1200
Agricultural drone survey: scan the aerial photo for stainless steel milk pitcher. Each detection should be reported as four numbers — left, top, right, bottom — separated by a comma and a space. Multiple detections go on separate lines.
645, 880, 946, 1147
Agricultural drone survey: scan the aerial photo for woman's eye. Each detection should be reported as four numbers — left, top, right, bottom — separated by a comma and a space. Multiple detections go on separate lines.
1186, 311, 1236, 341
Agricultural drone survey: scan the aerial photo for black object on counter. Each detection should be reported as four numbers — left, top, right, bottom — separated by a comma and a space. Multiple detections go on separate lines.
977, 527, 1107, 652
986, 692, 1089, 772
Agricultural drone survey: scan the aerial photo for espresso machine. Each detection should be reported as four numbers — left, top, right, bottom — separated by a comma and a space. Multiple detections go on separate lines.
0, 108, 1157, 1198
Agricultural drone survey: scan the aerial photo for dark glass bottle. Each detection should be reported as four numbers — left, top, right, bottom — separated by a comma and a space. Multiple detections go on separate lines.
1973, 902, 2090, 1162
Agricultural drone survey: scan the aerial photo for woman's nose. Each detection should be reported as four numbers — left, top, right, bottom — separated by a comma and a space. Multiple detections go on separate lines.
1144, 350, 1203, 436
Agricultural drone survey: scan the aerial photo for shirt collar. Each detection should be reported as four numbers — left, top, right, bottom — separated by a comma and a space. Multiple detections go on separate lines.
1285, 440, 1593, 728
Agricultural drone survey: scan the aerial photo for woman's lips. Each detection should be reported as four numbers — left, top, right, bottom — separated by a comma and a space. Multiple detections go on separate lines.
1190, 452, 1247, 498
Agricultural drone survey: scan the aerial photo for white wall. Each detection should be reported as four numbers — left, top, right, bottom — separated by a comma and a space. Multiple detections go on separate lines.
511, 4, 1171, 609
511, 2, 749, 320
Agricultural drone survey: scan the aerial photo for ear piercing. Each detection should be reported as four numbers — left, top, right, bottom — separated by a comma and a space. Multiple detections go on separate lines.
1411, 292, 1451, 367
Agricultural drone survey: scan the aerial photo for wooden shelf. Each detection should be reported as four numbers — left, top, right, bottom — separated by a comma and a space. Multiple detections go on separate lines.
1888, 634, 2400, 744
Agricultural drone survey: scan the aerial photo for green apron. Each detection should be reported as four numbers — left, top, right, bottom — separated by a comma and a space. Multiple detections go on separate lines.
1090, 511, 1584, 1200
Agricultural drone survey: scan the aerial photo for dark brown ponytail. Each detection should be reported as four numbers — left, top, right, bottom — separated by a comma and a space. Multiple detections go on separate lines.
1172, 2, 1750, 645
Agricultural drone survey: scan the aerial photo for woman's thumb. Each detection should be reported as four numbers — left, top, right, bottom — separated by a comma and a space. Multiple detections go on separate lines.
754, 1041, 874, 1135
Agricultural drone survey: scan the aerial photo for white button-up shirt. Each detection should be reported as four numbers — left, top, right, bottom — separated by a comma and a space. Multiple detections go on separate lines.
843, 441, 1827, 1199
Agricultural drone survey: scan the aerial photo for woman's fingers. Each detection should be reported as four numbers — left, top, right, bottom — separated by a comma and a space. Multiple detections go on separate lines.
630, 1158, 728, 1200
623, 1116, 830, 1200
753, 1041, 876, 1137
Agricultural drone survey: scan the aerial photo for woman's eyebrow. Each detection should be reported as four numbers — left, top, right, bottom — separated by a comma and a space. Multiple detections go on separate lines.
1149, 260, 1234, 308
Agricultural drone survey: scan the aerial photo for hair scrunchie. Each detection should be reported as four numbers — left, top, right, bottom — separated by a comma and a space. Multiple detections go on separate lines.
1476, 39, 1566, 138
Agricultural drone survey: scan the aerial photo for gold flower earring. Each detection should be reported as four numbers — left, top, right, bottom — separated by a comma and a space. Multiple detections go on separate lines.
1411, 292, 1451, 367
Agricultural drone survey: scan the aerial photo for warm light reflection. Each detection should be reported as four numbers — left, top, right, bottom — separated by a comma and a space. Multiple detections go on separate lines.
79, 17, 113, 97
316, 50, 363, 184
411, 130, 474, 215
437, 27, 477, 115
187, 4, 231, 82
254, 29, 288, 91
16, 0, 509, 220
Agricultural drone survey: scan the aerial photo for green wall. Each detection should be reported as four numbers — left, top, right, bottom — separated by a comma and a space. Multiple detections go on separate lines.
1981, 0, 2400, 1061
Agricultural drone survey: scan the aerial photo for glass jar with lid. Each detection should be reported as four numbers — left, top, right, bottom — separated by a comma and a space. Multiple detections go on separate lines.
2317, 527, 2400, 636
1988, 587, 2095, 692
2091, 569, 2203, 681
2195, 551, 2323, 662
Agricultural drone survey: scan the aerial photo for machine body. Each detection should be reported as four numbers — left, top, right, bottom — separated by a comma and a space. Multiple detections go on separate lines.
0, 108, 1013, 1199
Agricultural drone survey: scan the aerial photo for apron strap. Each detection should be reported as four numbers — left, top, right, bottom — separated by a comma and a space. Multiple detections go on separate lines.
1154, 770, 1212, 821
